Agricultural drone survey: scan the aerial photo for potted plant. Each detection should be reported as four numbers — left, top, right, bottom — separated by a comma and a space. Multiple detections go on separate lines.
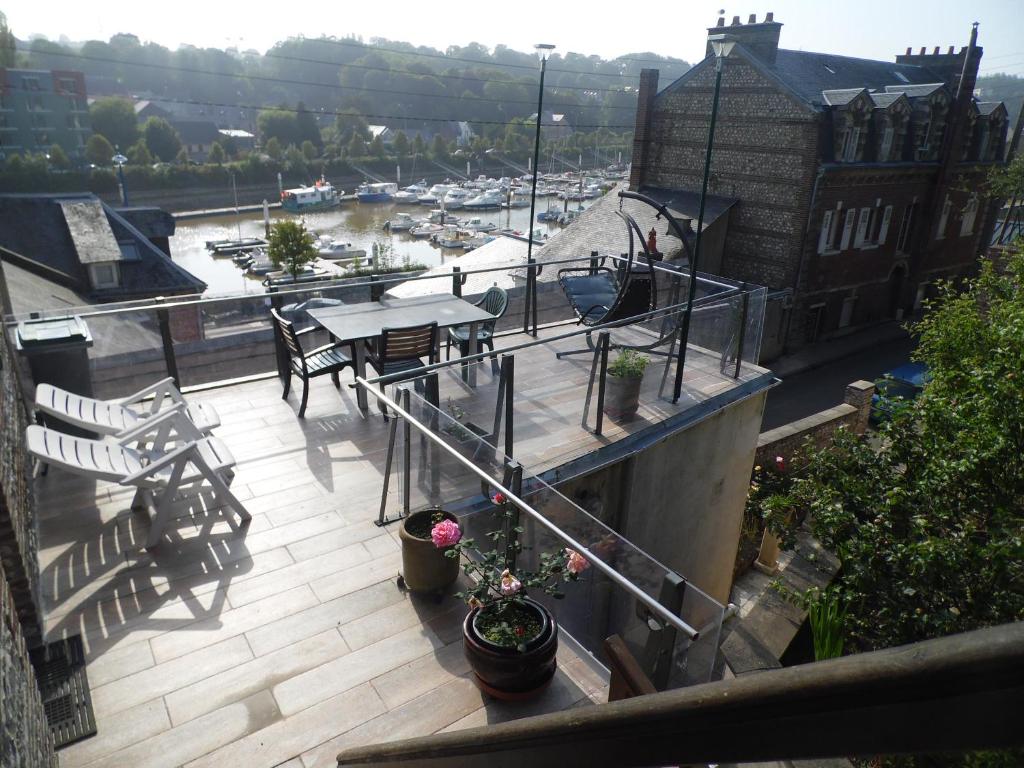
437, 493, 590, 700
604, 349, 649, 420
398, 508, 461, 595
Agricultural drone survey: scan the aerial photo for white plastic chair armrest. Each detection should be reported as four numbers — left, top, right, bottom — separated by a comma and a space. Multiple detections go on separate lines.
115, 401, 189, 445
119, 442, 196, 485
118, 377, 181, 406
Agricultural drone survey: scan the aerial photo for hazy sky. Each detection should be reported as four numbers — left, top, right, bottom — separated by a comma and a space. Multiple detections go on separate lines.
9, 0, 1024, 76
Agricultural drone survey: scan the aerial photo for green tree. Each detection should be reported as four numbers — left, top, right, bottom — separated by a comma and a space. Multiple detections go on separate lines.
264, 136, 282, 160
430, 134, 449, 160
89, 97, 139, 150
85, 134, 115, 166
220, 134, 238, 159
412, 134, 426, 156
175, 147, 189, 164
284, 144, 307, 174
392, 130, 410, 157
300, 140, 316, 162
788, 250, 1024, 656
207, 141, 226, 165
295, 101, 321, 148
142, 117, 182, 162
257, 109, 300, 146
369, 134, 386, 159
347, 133, 367, 158
0, 12, 16, 68
126, 140, 152, 166
46, 144, 70, 170
267, 219, 317, 280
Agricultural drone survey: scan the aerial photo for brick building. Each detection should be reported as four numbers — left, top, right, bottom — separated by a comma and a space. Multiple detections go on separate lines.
629, 13, 1010, 349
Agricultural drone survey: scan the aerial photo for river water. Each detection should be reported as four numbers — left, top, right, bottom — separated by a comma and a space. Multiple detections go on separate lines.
170, 199, 588, 296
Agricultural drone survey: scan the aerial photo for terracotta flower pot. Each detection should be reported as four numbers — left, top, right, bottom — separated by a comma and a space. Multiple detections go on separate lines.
463, 597, 558, 700
399, 510, 460, 594
604, 372, 643, 420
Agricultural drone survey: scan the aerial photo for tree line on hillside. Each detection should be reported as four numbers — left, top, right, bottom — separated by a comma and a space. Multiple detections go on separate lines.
12, 30, 690, 135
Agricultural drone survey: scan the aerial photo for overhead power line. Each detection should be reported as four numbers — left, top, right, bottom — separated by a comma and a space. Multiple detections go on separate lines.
14, 46, 641, 111
109, 93, 638, 130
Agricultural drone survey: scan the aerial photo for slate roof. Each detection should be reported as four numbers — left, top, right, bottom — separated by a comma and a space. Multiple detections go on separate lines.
883, 82, 946, 97
771, 50, 945, 106
171, 120, 221, 144
977, 102, 1005, 116
821, 88, 867, 106
0, 194, 205, 301
868, 92, 905, 108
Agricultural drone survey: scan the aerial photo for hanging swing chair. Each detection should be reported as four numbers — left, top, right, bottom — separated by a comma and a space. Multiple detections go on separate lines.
556, 208, 683, 358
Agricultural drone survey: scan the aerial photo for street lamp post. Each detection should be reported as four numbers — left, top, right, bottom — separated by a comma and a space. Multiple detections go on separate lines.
671, 34, 735, 403
112, 151, 129, 206
524, 43, 555, 336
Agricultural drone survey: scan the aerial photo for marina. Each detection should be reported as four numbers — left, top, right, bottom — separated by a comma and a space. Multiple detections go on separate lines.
170, 170, 614, 295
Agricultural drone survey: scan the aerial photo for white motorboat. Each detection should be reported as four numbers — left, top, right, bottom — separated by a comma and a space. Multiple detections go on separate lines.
316, 239, 367, 261
425, 208, 459, 225
417, 184, 454, 206
462, 189, 504, 210
384, 212, 418, 232
461, 217, 497, 233
442, 187, 473, 209
410, 223, 444, 239
462, 233, 495, 251
280, 179, 341, 213
393, 182, 428, 203
433, 225, 472, 249
356, 182, 398, 203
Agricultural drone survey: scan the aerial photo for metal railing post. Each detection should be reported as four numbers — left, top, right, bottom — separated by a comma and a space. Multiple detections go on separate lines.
640, 572, 688, 690
452, 265, 462, 298
503, 355, 514, 460
522, 264, 533, 335
595, 331, 610, 436
502, 460, 523, 572
370, 275, 384, 303
268, 287, 287, 382
153, 297, 180, 388
734, 288, 749, 380
401, 388, 411, 517
589, 250, 599, 275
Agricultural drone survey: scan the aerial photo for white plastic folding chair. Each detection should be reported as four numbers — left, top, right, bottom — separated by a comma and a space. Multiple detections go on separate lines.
34, 377, 220, 437
26, 405, 249, 549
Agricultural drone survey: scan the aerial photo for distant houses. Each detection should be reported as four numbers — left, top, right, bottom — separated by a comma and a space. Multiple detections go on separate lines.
0, 68, 91, 162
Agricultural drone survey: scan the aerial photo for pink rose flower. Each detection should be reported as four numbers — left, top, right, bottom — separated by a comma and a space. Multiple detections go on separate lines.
499, 568, 522, 596
566, 548, 590, 575
430, 519, 462, 548
492, 492, 507, 505
775, 455, 786, 471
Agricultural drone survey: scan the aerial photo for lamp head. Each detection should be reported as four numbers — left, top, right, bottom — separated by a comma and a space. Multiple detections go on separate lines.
112, 153, 128, 166
707, 33, 736, 59
534, 43, 556, 61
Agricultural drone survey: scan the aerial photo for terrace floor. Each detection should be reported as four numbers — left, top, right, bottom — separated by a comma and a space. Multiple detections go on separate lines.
36, 327, 764, 768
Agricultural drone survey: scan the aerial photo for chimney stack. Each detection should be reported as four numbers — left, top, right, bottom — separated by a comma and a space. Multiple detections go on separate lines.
933, 46, 940, 54
948, 45, 955, 54
906, 47, 912, 55
919, 47, 926, 55
708, 11, 783, 64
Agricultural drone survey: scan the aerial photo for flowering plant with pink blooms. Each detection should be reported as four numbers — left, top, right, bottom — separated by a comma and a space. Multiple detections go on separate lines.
441, 491, 590, 649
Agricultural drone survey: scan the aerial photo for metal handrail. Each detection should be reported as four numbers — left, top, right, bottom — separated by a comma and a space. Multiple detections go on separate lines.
354, 375, 701, 641
2, 254, 746, 325
360, 288, 743, 387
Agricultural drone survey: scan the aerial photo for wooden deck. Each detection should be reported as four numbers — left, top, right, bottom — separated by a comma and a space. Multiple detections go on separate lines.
36, 330, 762, 768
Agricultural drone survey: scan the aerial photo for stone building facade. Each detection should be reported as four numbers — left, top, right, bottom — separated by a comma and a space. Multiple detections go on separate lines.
629, 14, 1010, 349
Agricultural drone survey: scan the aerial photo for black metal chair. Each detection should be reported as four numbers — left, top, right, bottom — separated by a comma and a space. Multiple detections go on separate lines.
271, 309, 353, 418
365, 322, 439, 418
446, 286, 509, 372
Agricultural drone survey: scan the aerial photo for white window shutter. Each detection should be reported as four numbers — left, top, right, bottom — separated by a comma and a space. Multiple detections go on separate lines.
937, 197, 951, 239
840, 209, 856, 250
960, 198, 978, 236
878, 205, 893, 244
854, 207, 870, 248
817, 210, 834, 254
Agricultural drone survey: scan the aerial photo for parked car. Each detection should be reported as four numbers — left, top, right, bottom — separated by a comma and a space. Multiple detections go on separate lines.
870, 362, 929, 424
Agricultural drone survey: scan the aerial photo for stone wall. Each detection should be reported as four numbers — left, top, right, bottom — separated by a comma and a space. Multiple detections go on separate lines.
755, 380, 874, 467
0, 323, 42, 646
1, 550, 56, 767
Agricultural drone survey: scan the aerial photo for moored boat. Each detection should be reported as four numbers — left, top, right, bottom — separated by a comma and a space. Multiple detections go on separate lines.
384, 212, 418, 232
208, 237, 268, 255
463, 189, 503, 210
356, 182, 399, 203
461, 217, 497, 233
281, 179, 341, 213
410, 223, 444, 239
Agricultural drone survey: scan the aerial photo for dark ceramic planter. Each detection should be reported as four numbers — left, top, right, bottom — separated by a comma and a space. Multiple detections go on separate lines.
398, 510, 460, 594
463, 597, 558, 700
604, 373, 643, 420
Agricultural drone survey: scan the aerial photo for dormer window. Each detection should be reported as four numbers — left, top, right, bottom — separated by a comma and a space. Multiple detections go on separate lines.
880, 125, 894, 161
89, 263, 120, 290
841, 126, 861, 162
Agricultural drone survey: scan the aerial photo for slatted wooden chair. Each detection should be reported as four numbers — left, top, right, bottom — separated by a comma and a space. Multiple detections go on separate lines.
26, 406, 249, 549
271, 308, 354, 418
365, 322, 438, 418
445, 286, 508, 373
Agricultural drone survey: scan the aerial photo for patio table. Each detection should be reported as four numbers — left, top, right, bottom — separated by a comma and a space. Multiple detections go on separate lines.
308, 294, 495, 412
